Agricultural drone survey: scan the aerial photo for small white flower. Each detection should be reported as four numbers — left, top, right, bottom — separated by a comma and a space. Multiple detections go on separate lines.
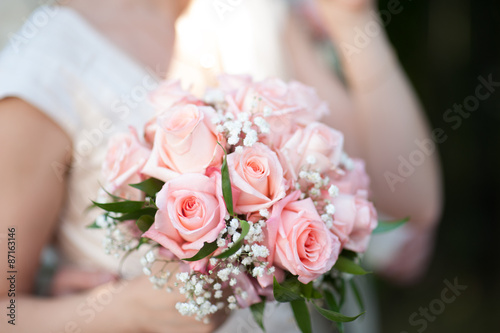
243, 129, 258, 147
237, 112, 250, 122
177, 272, 189, 283
143, 267, 152, 276
252, 266, 265, 278
145, 250, 155, 263
328, 185, 339, 198
214, 290, 223, 299
259, 209, 270, 218
326, 204, 336, 215
241, 257, 253, 266
253, 116, 270, 134
321, 214, 332, 222
228, 135, 240, 145
227, 296, 236, 303
228, 303, 238, 310
235, 146, 244, 154
263, 106, 272, 117
251, 244, 270, 258
242, 120, 253, 134
194, 282, 204, 295
229, 278, 237, 286
306, 155, 317, 165
213, 283, 222, 290
309, 188, 320, 197
217, 238, 227, 247
217, 268, 232, 282
232, 232, 241, 242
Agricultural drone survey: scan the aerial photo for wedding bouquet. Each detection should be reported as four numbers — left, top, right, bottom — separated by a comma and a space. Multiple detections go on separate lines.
89, 75, 404, 332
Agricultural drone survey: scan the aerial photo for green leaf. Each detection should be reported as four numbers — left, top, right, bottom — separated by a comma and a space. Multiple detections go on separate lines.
86, 221, 102, 229
337, 279, 346, 307
273, 276, 303, 303
218, 142, 234, 216
334, 256, 370, 275
215, 219, 250, 259
339, 249, 358, 261
373, 217, 409, 234
324, 289, 339, 312
311, 289, 322, 299
301, 282, 313, 299
115, 207, 158, 221
92, 200, 144, 213
183, 241, 218, 262
250, 300, 266, 331
129, 178, 165, 198
136, 215, 154, 233
322, 291, 345, 333
291, 299, 312, 333
349, 279, 365, 313
313, 304, 364, 323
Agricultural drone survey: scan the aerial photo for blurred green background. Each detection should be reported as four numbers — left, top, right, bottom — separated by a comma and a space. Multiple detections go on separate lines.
1, 0, 498, 332
376, 0, 500, 332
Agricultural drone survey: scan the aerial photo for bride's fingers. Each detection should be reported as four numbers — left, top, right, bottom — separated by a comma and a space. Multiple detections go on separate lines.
50, 267, 117, 296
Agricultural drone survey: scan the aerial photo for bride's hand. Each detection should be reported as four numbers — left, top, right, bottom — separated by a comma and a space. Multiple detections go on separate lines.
109, 274, 227, 333
377, 227, 437, 286
51, 267, 226, 332
50, 267, 117, 296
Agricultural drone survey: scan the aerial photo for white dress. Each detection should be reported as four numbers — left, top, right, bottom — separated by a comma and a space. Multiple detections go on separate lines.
0, 5, 325, 333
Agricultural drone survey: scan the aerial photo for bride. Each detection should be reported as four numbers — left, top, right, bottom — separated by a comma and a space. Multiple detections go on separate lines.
0, 0, 442, 332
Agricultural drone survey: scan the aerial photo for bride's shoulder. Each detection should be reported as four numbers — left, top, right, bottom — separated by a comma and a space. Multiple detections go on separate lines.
0, 6, 96, 138
2, 6, 92, 67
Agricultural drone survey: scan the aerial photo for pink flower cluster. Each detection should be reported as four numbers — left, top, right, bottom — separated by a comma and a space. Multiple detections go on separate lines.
101, 75, 377, 293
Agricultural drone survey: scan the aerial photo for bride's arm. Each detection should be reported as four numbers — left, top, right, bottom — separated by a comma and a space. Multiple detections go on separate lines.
0, 98, 222, 332
287, 1, 442, 230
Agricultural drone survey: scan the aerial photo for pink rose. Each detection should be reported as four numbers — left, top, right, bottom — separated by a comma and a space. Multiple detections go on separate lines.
273, 194, 341, 284
329, 159, 370, 195
330, 191, 378, 253
143, 173, 227, 260
227, 143, 286, 214
145, 81, 204, 146
142, 104, 224, 182
218, 75, 326, 124
279, 122, 344, 181
285, 81, 329, 121
101, 127, 151, 200
256, 192, 300, 288
150, 80, 201, 112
